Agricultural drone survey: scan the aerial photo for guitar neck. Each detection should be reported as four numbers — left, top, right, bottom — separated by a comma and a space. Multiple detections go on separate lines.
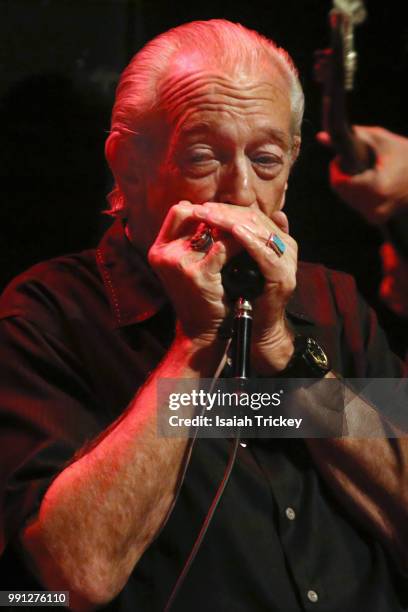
319, 2, 374, 175
328, 121, 374, 175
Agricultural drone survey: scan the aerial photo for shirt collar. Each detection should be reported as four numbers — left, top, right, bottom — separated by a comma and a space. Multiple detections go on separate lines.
96, 219, 316, 328
96, 219, 167, 327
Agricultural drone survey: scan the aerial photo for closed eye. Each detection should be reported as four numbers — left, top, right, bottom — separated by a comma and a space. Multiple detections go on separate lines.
189, 153, 215, 163
253, 154, 282, 165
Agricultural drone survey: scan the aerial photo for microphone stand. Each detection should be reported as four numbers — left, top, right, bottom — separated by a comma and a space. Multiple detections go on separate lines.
222, 251, 264, 386
231, 297, 252, 384
221, 252, 264, 443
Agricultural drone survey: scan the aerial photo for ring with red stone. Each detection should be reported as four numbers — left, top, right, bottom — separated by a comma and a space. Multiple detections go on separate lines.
190, 224, 214, 253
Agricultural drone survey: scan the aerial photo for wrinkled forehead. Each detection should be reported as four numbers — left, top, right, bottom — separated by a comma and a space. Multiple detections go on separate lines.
157, 62, 292, 130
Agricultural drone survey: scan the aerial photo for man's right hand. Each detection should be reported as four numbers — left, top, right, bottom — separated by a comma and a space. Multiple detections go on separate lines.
148, 201, 235, 346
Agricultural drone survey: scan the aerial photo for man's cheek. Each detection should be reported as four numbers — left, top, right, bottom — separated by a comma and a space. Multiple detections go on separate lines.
277, 189, 287, 210
257, 187, 286, 216
179, 176, 217, 204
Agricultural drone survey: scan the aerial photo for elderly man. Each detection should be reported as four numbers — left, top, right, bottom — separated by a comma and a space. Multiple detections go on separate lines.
0, 20, 407, 612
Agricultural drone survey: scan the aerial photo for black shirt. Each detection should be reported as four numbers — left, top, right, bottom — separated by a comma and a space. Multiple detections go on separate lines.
0, 220, 406, 611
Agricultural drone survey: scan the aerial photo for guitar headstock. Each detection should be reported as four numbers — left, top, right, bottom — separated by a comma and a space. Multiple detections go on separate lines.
331, 0, 367, 90
333, 0, 366, 24
314, 0, 373, 174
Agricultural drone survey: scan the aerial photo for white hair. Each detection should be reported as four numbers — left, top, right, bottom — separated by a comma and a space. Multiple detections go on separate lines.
106, 19, 304, 216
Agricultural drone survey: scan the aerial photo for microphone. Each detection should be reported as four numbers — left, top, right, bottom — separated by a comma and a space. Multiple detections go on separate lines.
221, 252, 265, 381
221, 251, 264, 301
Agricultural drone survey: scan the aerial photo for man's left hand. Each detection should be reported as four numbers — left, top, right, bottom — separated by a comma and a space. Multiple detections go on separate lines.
193, 202, 297, 374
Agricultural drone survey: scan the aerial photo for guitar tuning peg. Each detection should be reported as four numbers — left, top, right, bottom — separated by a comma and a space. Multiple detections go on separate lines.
344, 50, 357, 90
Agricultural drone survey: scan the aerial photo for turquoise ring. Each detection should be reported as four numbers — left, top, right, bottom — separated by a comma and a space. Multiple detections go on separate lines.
266, 232, 286, 257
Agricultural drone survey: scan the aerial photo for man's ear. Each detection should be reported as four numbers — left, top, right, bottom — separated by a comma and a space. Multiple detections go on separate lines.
105, 132, 145, 213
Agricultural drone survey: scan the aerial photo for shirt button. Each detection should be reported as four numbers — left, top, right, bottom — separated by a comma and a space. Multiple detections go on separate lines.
285, 507, 296, 521
307, 590, 319, 603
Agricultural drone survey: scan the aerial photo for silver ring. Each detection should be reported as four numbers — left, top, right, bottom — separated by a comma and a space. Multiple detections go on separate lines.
266, 232, 286, 257
190, 224, 214, 253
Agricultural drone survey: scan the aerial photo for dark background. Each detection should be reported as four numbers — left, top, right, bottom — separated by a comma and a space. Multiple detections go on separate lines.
1, 0, 408, 353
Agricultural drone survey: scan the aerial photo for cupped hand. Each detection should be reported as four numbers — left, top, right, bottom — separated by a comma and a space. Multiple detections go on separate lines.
192, 202, 297, 373
148, 201, 239, 346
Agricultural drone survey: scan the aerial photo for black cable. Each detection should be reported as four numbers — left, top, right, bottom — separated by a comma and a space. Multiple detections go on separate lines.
163, 432, 241, 612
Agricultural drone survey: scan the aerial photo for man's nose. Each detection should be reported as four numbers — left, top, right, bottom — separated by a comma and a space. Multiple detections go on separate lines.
216, 158, 256, 207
